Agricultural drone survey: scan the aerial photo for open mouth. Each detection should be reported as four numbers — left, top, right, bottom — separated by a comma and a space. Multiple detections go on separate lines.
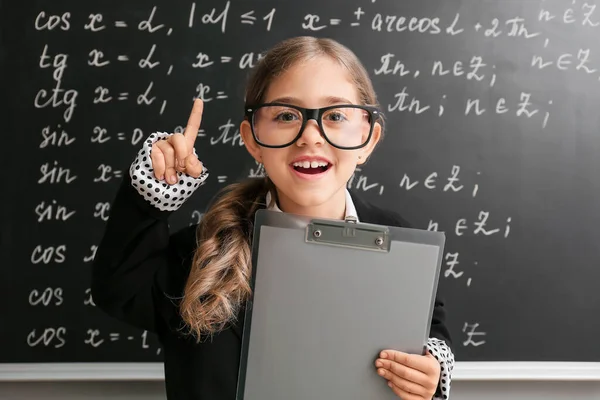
291, 161, 331, 175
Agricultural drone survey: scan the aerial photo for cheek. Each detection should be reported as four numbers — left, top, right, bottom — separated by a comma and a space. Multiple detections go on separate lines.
260, 151, 289, 174
336, 153, 359, 171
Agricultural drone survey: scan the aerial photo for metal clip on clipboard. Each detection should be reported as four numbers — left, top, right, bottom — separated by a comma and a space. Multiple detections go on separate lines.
305, 215, 391, 252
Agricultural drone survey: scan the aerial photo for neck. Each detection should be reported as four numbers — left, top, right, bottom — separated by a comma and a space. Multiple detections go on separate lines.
275, 187, 347, 220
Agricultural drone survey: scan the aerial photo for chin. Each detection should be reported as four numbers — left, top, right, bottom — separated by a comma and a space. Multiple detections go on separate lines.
290, 192, 330, 207
287, 185, 341, 207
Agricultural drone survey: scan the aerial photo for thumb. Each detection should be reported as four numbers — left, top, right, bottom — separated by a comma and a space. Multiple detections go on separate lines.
184, 154, 204, 178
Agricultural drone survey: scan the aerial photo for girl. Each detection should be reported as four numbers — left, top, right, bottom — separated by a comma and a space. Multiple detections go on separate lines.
92, 36, 454, 400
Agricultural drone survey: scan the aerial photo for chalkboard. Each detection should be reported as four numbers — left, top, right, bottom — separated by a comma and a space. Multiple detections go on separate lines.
2, 0, 600, 368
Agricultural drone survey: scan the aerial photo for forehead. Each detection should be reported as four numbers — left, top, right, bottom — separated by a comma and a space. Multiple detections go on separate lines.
263, 56, 360, 106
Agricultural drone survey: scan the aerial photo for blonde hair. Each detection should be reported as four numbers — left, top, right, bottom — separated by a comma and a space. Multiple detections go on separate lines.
179, 36, 382, 341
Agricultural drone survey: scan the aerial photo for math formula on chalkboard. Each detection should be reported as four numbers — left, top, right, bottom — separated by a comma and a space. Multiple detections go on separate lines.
2, 0, 599, 363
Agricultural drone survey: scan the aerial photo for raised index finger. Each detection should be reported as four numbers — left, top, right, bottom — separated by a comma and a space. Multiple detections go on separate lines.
184, 98, 204, 148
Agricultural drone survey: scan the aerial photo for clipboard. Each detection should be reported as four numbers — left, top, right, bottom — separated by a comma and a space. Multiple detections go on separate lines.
236, 209, 445, 400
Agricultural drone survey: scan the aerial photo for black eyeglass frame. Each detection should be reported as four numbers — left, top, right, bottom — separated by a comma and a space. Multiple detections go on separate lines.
244, 102, 382, 150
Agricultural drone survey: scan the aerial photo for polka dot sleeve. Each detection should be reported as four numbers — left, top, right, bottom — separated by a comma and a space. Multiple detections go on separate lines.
129, 132, 209, 212
426, 337, 455, 400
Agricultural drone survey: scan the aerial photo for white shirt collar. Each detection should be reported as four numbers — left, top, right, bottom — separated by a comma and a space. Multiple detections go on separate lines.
265, 189, 359, 222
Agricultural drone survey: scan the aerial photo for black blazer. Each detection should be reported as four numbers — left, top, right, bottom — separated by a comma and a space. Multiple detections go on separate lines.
92, 176, 452, 400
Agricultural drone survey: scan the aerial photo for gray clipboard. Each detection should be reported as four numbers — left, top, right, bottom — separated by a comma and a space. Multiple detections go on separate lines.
236, 209, 445, 400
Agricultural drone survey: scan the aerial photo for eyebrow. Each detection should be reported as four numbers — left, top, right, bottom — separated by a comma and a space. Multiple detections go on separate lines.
267, 96, 356, 106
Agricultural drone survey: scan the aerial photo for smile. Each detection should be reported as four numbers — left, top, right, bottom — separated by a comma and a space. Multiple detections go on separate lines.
291, 160, 331, 174
289, 156, 333, 179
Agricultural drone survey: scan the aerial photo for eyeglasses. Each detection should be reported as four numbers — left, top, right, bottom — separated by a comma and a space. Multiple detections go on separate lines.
244, 103, 381, 150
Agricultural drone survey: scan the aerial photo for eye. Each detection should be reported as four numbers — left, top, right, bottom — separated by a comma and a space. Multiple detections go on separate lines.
275, 111, 299, 122
324, 110, 348, 122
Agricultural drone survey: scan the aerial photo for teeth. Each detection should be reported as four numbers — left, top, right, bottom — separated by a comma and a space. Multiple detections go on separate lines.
293, 160, 329, 168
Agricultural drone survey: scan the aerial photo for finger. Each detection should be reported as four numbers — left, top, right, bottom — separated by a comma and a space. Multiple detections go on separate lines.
376, 359, 430, 389
155, 140, 178, 184
388, 381, 419, 400
150, 144, 166, 180
183, 99, 204, 148
184, 154, 204, 178
381, 350, 436, 375
424, 351, 441, 369
377, 369, 429, 398
167, 133, 191, 169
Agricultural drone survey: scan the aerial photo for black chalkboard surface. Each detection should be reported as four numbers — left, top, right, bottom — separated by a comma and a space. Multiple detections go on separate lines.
2, 0, 599, 367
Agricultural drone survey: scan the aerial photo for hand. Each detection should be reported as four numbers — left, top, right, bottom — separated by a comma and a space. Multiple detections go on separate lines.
375, 349, 441, 400
151, 99, 205, 184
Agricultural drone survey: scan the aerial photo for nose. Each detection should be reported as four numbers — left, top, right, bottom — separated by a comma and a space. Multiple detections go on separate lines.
296, 119, 324, 147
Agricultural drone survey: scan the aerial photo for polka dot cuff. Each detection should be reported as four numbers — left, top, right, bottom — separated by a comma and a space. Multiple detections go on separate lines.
129, 132, 209, 212
427, 338, 454, 400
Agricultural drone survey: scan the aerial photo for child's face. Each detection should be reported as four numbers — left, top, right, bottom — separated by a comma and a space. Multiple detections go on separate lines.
241, 56, 381, 218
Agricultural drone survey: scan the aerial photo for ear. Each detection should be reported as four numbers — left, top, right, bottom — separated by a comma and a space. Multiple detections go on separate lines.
240, 119, 263, 163
357, 121, 382, 165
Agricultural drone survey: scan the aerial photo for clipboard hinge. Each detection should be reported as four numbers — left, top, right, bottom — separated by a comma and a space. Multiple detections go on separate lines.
345, 215, 358, 224
306, 217, 390, 252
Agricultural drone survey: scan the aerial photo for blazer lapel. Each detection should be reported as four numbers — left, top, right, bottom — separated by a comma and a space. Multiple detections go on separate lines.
349, 190, 382, 224
232, 199, 268, 341
349, 190, 411, 228
230, 308, 245, 340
